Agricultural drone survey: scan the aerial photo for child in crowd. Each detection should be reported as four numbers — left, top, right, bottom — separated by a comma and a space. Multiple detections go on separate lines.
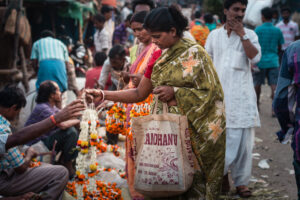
85, 52, 111, 89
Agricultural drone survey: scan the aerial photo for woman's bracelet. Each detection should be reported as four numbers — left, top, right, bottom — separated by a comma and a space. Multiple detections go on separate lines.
100, 90, 105, 101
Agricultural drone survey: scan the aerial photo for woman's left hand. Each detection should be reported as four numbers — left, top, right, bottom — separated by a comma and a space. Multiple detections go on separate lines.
153, 86, 175, 102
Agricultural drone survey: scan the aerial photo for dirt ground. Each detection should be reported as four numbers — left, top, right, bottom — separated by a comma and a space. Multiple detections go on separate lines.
123, 85, 298, 200
223, 85, 297, 200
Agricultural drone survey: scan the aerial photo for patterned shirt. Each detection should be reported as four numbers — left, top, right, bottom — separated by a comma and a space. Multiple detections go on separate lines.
255, 22, 284, 68
112, 23, 127, 46
25, 103, 59, 145
0, 115, 24, 170
273, 40, 300, 160
30, 37, 69, 62
276, 20, 299, 50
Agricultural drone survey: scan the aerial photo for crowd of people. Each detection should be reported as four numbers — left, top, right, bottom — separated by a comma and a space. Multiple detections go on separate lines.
1, 0, 300, 199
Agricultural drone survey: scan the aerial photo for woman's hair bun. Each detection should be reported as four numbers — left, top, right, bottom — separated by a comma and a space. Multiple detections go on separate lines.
144, 6, 188, 37
168, 5, 188, 31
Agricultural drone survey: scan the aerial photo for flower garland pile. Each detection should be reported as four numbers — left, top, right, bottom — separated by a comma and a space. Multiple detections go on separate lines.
105, 102, 127, 135
66, 181, 123, 200
127, 94, 153, 141
66, 108, 124, 200
105, 94, 153, 141
95, 136, 121, 157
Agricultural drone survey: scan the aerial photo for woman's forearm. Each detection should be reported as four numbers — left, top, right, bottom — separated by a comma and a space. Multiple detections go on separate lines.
103, 77, 153, 103
104, 89, 144, 103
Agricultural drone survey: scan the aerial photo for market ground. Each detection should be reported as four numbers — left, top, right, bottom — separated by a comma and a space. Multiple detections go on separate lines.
122, 84, 297, 200
223, 84, 297, 200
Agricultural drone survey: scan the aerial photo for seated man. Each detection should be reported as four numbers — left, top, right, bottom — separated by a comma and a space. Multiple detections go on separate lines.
25, 81, 79, 176
0, 85, 84, 199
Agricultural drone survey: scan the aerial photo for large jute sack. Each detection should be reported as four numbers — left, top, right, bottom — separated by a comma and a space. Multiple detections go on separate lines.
4, 9, 31, 45
243, 0, 273, 27
131, 98, 195, 198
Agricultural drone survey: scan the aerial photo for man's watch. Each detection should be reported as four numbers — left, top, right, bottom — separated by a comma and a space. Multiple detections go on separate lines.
241, 34, 249, 41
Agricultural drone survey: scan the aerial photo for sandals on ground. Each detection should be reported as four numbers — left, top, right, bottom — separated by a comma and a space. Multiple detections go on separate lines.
236, 185, 252, 198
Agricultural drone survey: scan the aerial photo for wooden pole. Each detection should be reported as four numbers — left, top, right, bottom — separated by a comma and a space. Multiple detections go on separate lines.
78, 19, 83, 43
19, 47, 29, 92
12, 0, 23, 69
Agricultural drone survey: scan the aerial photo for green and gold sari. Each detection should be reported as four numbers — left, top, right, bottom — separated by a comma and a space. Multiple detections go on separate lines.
151, 38, 226, 200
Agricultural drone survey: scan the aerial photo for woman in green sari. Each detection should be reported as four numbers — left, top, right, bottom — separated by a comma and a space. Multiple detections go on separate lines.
86, 6, 226, 200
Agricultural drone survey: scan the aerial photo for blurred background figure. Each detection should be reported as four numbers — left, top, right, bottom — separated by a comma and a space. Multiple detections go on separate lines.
113, 14, 133, 46
190, 10, 210, 46
276, 7, 300, 51
30, 30, 69, 93
85, 52, 110, 89
132, 0, 155, 13
101, 5, 115, 52
93, 13, 110, 54
120, 2, 132, 22
253, 7, 284, 116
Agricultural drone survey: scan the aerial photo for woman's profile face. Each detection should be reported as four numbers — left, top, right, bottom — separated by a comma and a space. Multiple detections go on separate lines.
131, 22, 152, 45
149, 28, 177, 49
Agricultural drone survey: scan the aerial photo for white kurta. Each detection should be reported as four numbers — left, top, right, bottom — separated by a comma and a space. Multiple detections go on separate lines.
104, 18, 115, 50
94, 29, 110, 52
205, 26, 261, 128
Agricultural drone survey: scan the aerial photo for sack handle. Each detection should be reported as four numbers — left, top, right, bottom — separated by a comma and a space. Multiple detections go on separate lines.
153, 95, 169, 114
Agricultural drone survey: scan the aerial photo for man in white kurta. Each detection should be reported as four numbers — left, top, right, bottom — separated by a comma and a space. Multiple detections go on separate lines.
205, 0, 261, 197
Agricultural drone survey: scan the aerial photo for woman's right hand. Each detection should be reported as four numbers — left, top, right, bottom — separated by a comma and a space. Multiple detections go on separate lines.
85, 89, 104, 103
120, 71, 130, 84
54, 99, 85, 123
129, 74, 143, 87
167, 99, 177, 106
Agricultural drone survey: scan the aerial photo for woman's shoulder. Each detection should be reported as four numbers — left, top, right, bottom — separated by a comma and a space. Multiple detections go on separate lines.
181, 38, 207, 54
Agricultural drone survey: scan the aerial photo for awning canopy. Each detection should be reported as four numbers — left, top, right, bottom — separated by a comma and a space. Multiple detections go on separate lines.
24, 0, 95, 25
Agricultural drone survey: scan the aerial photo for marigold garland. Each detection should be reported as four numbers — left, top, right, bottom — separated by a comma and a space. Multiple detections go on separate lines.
66, 180, 123, 200
67, 108, 124, 199
127, 94, 153, 141
105, 103, 127, 135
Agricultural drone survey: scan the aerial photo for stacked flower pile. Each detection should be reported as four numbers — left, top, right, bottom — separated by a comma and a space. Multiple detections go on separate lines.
66, 181, 122, 200
105, 103, 127, 135
95, 137, 121, 157
127, 94, 153, 140
66, 108, 124, 200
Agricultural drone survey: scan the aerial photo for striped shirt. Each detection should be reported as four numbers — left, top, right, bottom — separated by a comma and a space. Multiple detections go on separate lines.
273, 40, 300, 160
0, 115, 24, 170
276, 20, 299, 50
255, 22, 284, 68
30, 37, 69, 62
